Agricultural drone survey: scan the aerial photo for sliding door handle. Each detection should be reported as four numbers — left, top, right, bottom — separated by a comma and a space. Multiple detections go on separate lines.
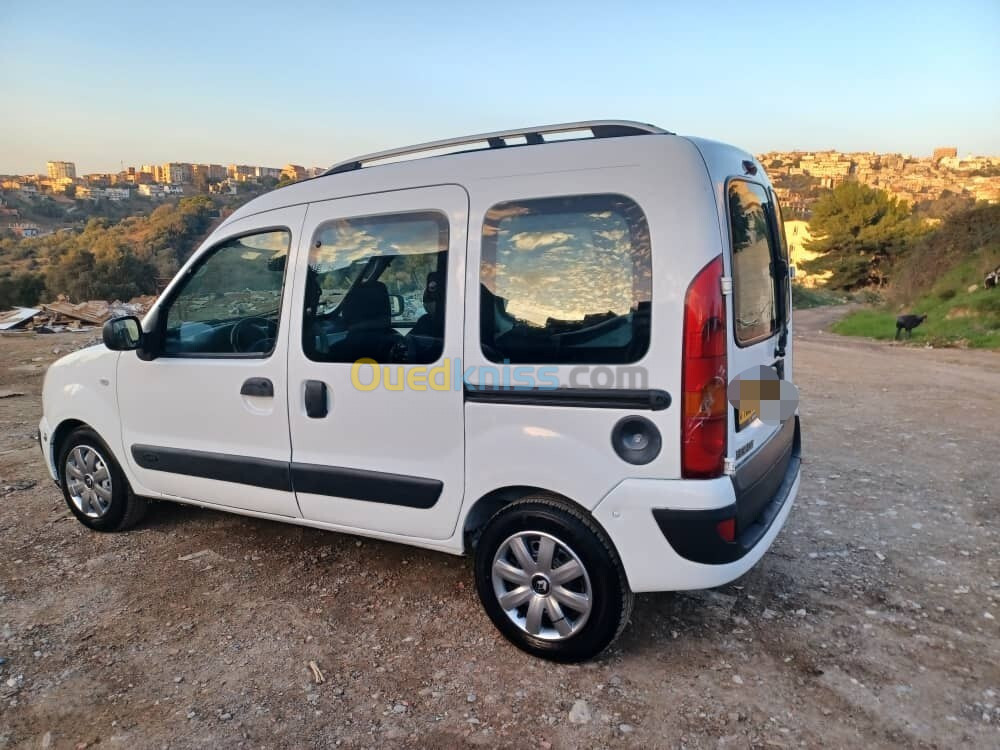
240, 377, 273, 397
304, 380, 328, 418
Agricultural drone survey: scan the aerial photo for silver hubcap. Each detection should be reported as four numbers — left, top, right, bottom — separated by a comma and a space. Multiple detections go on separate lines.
66, 445, 113, 518
491, 531, 592, 641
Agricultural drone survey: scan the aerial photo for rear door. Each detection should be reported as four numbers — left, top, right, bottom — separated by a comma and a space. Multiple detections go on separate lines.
285, 185, 468, 540
725, 179, 789, 462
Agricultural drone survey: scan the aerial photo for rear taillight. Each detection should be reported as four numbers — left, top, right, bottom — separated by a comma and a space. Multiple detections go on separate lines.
682, 255, 727, 478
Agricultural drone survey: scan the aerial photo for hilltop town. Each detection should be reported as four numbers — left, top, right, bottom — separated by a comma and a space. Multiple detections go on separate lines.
758, 147, 1000, 216
1, 161, 325, 237
2, 148, 999, 241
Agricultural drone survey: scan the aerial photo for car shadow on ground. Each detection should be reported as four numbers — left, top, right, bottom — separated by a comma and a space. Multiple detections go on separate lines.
136, 498, 812, 663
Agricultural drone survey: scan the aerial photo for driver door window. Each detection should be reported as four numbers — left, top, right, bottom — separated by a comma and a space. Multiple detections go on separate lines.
162, 229, 290, 356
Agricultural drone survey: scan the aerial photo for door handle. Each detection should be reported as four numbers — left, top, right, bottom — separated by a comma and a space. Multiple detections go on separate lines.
304, 380, 328, 418
241, 377, 273, 397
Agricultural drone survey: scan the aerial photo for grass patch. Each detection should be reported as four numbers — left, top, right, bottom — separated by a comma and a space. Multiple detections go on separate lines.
833, 283, 1000, 349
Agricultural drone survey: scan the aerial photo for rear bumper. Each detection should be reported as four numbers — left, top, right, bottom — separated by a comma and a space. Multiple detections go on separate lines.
592, 417, 800, 593
654, 416, 800, 564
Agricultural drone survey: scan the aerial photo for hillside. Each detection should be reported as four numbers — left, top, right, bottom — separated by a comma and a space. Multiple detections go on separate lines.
832, 204, 1000, 348
0, 195, 233, 307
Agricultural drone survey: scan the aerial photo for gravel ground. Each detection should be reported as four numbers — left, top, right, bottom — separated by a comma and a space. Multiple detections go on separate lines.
1, 309, 998, 749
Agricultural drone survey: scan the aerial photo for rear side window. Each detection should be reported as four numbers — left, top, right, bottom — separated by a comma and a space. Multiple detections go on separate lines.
728, 181, 778, 345
480, 194, 652, 364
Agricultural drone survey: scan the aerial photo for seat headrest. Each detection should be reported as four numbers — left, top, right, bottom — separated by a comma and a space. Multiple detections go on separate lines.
343, 281, 390, 329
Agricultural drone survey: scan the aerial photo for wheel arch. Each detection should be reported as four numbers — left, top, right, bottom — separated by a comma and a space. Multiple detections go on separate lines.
461, 485, 612, 555
49, 418, 88, 480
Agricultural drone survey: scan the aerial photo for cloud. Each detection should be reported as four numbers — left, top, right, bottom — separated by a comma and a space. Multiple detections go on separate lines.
595, 229, 626, 243
509, 231, 574, 251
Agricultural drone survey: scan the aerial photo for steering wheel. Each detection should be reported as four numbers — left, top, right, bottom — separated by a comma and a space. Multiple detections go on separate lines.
231, 316, 277, 354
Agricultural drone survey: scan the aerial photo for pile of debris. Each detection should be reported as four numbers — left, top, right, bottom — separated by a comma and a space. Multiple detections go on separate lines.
0, 295, 157, 334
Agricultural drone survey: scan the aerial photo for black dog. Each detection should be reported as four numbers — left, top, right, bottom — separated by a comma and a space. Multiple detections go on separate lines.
895, 314, 927, 339
985, 268, 999, 289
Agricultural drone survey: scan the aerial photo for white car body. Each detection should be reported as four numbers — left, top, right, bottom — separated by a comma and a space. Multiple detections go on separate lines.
40, 121, 800, 595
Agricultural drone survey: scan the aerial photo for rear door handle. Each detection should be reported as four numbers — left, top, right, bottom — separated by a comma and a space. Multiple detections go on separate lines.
304, 380, 328, 418
240, 377, 273, 397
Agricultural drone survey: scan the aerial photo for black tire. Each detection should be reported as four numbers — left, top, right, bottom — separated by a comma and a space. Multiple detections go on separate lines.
474, 496, 634, 662
58, 427, 148, 532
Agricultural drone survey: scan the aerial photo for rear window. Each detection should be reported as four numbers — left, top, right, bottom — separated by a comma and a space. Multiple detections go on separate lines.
770, 190, 792, 323
728, 180, 778, 345
480, 194, 652, 364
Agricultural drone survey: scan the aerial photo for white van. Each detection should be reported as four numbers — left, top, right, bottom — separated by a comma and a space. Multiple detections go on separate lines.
39, 121, 801, 661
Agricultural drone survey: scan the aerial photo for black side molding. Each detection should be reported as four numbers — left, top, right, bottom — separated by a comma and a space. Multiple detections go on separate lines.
464, 386, 671, 411
290, 463, 442, 509
131, 444, 291, 491
130, 445, 442, 509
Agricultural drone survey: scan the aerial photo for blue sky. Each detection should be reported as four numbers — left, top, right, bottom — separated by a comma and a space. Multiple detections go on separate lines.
2, 1, 998, 174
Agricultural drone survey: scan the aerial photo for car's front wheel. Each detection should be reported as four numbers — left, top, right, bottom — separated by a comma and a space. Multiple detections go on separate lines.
59, 427, 147, 532
474, 497, 633, 662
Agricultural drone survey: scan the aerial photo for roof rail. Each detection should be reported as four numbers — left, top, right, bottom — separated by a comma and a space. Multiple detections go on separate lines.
324, 120, 671, 175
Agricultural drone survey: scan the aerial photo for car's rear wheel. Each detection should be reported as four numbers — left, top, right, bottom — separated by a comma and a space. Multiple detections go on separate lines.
474, 497, 633, 661
59, 427, 147, 532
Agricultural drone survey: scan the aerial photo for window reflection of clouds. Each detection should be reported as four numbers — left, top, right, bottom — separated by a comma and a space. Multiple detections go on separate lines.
234, 230, 290, 257
310, 216, 443, 271
482, 196, 651, 328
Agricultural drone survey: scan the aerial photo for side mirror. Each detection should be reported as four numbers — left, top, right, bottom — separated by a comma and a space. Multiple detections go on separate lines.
388, 294, 405, 317
103, 316, 142, 351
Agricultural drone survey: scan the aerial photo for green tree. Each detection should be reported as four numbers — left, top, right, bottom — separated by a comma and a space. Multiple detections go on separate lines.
802, 182, 919, 289
91, 249, 159, 300
0, 272, 46, 307
46, 248, 99, 300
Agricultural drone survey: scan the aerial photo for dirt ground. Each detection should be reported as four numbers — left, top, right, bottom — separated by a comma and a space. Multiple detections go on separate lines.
1, 309, 998, 749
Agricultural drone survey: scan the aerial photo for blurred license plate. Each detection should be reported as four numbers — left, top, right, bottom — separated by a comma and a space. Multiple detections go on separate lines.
738, 407, 759, 430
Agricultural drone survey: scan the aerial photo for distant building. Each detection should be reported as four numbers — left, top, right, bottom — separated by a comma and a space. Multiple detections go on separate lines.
228, 164, 253, 180
7, 221, 40, 237
78, 186, 131, 201
104, 187, 131, 201
46, 177, 76, 194
138, 184, 167, 198
932, 147, 958, 163
255, 166, 282, 180
798, 153, 852, 185
281, 164, 306, 181
162, 162, 193, 184
210, 180, 239, 195
47, 160, 76, 180
784, 220, 832, 287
